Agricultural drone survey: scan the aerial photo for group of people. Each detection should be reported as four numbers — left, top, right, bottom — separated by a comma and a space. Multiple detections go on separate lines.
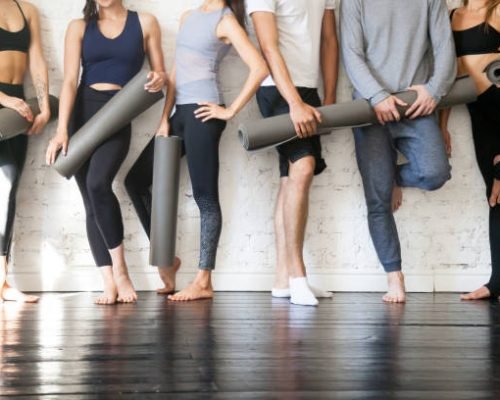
0, 0, 498, 306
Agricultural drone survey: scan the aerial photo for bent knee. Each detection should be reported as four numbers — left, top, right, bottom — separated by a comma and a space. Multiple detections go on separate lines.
420, 168, 451, 191
87, 178, 113, 199
288, 156, 315, 186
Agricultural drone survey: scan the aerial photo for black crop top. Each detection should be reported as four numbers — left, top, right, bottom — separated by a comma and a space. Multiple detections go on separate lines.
0, 0, 30, 53
451, 9, 500, 57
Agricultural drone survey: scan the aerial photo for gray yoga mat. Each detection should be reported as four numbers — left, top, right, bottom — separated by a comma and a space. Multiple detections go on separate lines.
53, 72, 164, 178
486, 59, 500, 85
239, 77, 477, 151
149, 136, 182, 268
0, 95, 59, 141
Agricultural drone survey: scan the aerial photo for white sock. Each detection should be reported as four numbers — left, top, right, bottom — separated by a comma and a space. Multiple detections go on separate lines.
289, 277, 318, 306
272, 285, 332, 299
310, 286, 333, 298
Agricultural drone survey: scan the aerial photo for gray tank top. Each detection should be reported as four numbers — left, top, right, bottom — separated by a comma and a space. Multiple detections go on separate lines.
175, 7, 233, 105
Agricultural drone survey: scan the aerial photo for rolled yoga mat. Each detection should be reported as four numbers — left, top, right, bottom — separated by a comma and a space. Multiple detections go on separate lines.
239, 77, 478, 151
149, 136, 182, 268
486, 59, 500, 85
53, 72, 164, 178
0, 95, 59, 141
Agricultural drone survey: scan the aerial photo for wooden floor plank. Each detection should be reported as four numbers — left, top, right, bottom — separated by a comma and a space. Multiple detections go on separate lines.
1, 292, 499, 398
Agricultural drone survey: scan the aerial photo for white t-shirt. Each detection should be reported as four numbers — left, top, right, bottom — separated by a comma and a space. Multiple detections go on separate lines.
246, 0, 336, 88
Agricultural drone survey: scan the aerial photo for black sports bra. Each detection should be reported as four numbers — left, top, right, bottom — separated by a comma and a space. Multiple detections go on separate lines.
451, 9, 500, 57
0, 0, 30, 53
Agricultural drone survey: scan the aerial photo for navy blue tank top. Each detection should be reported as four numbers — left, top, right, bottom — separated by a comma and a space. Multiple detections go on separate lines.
81, 10, 145, 87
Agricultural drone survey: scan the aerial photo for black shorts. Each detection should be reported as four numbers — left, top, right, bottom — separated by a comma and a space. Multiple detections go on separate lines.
256, 86, 327, 177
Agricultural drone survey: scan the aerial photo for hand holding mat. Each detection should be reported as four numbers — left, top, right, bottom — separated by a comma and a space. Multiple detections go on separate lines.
0, 95, 59, 141
150, 136, 182, 268
53, 72, 164, 178
486, 59, 500, 85
239, 77, 477, 151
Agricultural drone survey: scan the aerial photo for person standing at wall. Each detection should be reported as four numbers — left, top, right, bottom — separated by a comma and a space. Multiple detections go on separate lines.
0, 0, 51, 303
125, 0, 268, 301
440, 0, 500, 300
45, 0, 167, 305
340, 0, 456, 303
246, 0, 338, 306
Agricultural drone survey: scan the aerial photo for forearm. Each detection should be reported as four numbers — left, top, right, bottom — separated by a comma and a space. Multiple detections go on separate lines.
439, 108, 451, 129
263, 47, 303, 106
321, 37, 338, 104
160, 78, 176, 123
228, 63, 268, 116
30, 59, 50, 115
425, 0, 457, 100
56, 81, 78, 135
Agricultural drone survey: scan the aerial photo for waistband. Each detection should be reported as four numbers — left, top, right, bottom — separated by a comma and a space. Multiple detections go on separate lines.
0, 82, 24, 100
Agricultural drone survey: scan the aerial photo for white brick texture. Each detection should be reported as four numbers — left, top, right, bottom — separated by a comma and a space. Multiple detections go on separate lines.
9, 0, 490, 292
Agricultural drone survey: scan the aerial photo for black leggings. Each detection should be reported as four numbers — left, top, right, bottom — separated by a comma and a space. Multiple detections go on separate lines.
0, 83, 27, 257
71, 86, 131, 267
126, 104, 226, 270
468, 85, 500, 297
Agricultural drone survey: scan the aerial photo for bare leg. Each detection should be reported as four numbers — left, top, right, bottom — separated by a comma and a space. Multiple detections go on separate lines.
273, 179, 289, 290
168, 269, 213, 302
109, 243, 137, 303
283, 157, 314, 279
0, 256, 39, 303
383, 271, 406, 303
95, 266, 118, 305
283, 157, 318, 306
392, 185, 403, 212
157, 257, 182, 295
461, 286, 491, 301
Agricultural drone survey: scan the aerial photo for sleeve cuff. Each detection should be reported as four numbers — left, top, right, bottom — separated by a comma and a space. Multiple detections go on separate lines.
424, 83, 443, 103
370, 90, 391, 107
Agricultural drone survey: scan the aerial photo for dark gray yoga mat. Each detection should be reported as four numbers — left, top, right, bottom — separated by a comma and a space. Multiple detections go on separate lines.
0, 95, 59, 141
149, 136, 182, 268
239, 77, 477, 151
486, 59, 500, 85
53, 72, 164, 178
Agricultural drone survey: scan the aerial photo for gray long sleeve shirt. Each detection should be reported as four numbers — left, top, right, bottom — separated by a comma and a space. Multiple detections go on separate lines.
340, 0, 457, 106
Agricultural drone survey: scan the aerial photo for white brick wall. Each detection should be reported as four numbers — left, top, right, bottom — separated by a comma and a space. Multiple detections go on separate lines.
10, 0, 490, 292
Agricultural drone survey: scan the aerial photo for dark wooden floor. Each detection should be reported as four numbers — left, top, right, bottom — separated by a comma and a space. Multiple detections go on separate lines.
1, 292, 500, 399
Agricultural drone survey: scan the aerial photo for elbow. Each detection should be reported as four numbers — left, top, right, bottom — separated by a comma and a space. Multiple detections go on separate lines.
254, 60, 269, 84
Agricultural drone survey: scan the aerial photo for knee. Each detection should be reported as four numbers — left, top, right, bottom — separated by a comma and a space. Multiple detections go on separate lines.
87, 176, 112, 201
419, 166, 451, 191
194, 192, 220, 214
288, 157, 315, 189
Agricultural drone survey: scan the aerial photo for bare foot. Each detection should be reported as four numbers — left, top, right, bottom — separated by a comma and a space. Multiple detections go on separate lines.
114, 269, 137, 303
95, 280, 118, 305
383, 271, 406, 303
1, 283, 39, 303
392, 185, 403, 212
157, 257, 181, 295
461, 286, 491, 301
168, 270, 213, 302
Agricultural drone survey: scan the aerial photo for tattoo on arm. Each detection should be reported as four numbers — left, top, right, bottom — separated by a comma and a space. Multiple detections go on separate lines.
35, 76, 47, 110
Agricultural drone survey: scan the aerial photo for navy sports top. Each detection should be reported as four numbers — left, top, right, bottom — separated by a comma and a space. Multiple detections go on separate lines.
81, 10, 145, 87
175, 7, 233, 105
451, 9, 500, 57
0, 0, 30, 53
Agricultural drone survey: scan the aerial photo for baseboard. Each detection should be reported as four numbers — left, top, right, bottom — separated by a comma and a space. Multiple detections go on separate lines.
9, 269, 490, 293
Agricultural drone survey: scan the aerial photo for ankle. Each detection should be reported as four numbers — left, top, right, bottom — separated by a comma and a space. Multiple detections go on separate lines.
194, 270, 212, 288
113, 264, 129, 276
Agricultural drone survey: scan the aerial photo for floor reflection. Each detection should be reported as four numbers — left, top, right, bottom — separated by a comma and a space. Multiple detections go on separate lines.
0, 293, 499, 397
